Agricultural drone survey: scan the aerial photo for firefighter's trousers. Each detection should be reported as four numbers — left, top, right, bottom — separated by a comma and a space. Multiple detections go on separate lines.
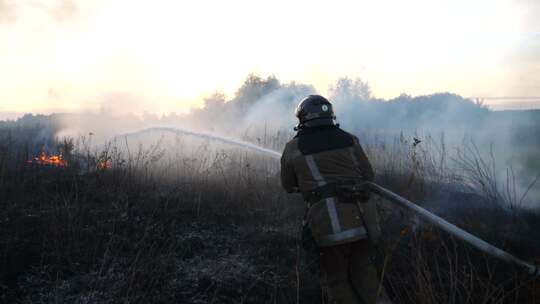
319, 239, 389, 304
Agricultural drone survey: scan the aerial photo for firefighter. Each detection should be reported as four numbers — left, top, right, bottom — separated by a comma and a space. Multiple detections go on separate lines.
280, 95, 389, 304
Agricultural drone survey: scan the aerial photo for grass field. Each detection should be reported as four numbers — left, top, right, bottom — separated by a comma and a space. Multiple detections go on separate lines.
1, 122, 539, 303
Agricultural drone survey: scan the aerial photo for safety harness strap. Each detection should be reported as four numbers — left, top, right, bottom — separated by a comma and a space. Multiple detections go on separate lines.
305, 155, 341, 234
303, 181, 370, 203
318, 227, 368, 247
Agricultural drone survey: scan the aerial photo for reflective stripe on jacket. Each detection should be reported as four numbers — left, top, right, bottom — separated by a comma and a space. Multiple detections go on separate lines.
280, 125, 375, 247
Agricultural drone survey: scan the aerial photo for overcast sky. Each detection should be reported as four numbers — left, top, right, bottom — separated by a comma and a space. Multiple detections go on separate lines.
0, 0, 539, 114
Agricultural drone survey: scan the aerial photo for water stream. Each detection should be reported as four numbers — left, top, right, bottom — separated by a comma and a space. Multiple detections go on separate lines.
113, 127, 283, 159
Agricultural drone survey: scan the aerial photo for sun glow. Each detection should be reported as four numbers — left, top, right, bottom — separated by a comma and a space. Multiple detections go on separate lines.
0, 0, 536, 114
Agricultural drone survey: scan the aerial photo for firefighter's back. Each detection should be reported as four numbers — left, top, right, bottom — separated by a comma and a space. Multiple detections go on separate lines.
280, 95, 390, 304
282, 124, 374, 247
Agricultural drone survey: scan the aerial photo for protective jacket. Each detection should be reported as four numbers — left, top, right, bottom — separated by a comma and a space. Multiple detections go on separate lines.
281, 125, 375, 247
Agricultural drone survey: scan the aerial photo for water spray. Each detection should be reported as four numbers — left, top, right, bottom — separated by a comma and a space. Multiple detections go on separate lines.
113, 127, 282, 159
115, 127, 539, 277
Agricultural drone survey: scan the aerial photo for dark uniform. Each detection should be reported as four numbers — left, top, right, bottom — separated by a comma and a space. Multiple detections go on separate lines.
281, 95, 388, 304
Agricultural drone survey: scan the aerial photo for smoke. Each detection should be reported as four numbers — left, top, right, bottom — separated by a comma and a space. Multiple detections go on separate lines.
239, 84, 315, 136
220, 76, 539, 206
495, 1, 540, 100
517, 0, 540, 32
114, 127, 282, 159
0, 0, 15, 23
51, 0, 78, 22
3, 74, 539, 206
98, 92, 154, 116
0, 0, 79, 23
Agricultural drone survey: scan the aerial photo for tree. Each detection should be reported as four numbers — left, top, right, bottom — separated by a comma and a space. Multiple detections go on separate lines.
329, 77, 372, 103
233, 74, 281, 110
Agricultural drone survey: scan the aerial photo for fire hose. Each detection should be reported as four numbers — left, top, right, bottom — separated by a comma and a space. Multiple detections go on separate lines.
367, 182, 539, 276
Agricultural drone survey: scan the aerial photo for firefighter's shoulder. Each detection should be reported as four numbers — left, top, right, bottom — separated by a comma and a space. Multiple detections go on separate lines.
282, 137, 302, 161
340, 128, 361, 145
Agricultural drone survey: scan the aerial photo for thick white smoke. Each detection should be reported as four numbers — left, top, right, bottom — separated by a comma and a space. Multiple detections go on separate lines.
3, 74, 539, 207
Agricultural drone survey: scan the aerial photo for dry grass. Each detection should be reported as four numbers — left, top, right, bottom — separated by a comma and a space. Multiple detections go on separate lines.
0, 126, 539, 303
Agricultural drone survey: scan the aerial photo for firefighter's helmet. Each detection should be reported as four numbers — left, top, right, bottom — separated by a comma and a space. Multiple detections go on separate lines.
295, 95, 336, 129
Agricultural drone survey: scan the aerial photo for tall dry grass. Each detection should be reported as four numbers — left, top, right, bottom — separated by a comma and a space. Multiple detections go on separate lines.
0, 127, 539, 303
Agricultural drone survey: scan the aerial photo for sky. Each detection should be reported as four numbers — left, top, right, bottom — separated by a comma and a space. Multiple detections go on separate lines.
0, 0, 539, 115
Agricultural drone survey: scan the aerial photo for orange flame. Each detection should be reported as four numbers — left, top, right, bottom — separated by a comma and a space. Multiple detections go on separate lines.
28, 152, 68, 167
97, 159, 112, 169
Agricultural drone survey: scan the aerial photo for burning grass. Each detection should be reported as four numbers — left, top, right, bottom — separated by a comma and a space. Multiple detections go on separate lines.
27, 151, 68, 167
0, 129, 539, 303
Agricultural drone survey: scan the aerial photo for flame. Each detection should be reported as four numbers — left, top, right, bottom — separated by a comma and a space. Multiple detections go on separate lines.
97, 159, 112, 169
28, 152, 68, 167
